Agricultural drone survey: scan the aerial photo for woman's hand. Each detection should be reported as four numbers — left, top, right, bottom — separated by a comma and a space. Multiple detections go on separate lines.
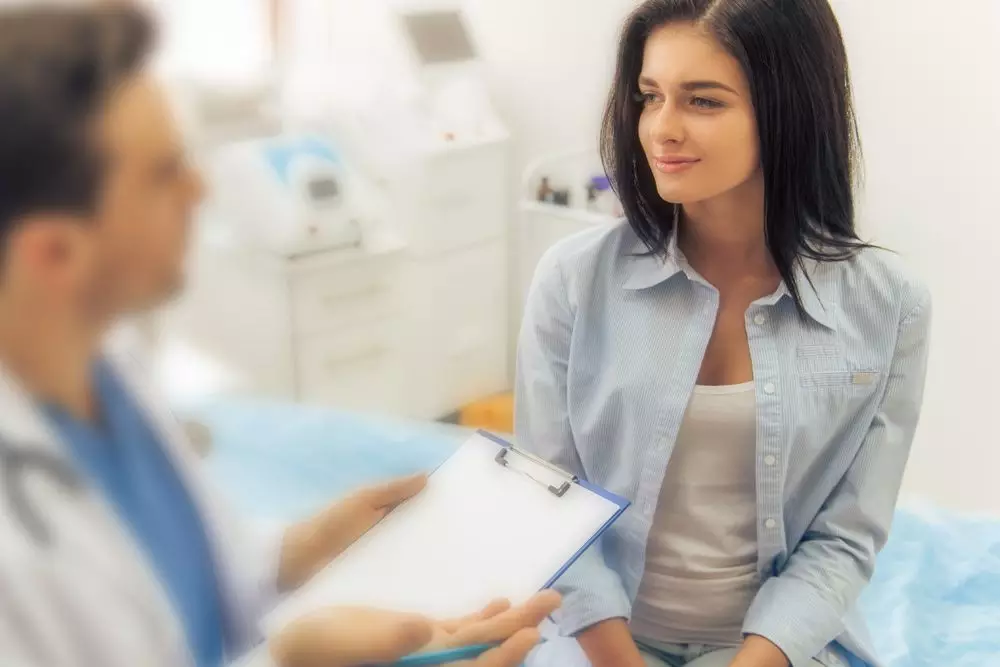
577, 618, 647, 667
270, 590, 561, 667
728, 635, 790, 667
278, 474, 428, 592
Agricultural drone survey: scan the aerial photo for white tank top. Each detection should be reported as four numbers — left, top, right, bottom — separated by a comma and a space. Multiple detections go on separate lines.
630, 382, 760, 647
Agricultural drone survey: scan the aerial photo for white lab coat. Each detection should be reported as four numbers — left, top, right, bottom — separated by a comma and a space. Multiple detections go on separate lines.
0, 336, 282, 667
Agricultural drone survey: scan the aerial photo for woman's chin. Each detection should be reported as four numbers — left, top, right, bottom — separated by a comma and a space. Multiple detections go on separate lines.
654, 185, 692, 205
654, 181, 726, 207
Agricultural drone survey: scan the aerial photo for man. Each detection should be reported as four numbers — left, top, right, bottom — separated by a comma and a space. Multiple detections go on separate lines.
0, 5, 558, 667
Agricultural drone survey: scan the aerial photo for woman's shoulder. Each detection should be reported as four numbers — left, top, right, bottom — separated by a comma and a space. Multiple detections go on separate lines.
539, 220, 633, 265
533, 221, 637, 288
819, 244, 931, 323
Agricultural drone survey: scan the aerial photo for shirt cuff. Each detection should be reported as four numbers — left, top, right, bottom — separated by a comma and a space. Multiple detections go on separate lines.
254, 520, 287, 620
554, 569, 632, 637
742, 575, 844, 666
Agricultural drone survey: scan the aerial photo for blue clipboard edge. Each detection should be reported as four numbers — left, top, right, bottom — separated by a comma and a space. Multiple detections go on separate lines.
472, 430, 631, 590
542, 479, 630, 590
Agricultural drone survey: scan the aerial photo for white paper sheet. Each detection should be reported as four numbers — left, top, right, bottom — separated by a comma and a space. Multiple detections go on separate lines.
264, 432, 623, 632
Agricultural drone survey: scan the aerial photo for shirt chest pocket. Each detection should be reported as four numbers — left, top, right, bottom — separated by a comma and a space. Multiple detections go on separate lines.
796, 345, 882, 391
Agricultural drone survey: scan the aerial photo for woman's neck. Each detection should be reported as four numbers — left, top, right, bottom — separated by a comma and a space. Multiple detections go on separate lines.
677, 173, 777, 282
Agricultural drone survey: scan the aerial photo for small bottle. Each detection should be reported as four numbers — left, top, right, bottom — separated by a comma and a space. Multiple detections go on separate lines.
591, 176, 618, 216
537, 177, 553, 203
585, 183, 598, 211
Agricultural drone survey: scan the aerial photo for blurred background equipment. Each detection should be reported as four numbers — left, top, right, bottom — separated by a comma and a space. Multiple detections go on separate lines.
154, 0, 513, 422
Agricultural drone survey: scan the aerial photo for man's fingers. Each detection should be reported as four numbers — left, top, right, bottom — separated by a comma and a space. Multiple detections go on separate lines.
472, 628, 542, 667
307, 608, 434, 666
356, 474, 428, 509
439, 599, 511, 633
475, 598, 513, 621
450, 591, 561, 646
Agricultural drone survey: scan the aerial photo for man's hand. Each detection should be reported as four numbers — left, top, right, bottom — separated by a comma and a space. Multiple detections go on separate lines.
278, 474, 427, 592
270, 590, 561, 667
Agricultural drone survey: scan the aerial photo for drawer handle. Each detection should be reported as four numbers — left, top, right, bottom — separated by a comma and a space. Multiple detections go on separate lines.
324, 344, 387, 371
320, 285, 384, 309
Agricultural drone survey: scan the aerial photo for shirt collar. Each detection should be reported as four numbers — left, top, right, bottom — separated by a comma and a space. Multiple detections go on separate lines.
621, 231, 686, 291
622, 233, 836, 330
765, 262, 836, 330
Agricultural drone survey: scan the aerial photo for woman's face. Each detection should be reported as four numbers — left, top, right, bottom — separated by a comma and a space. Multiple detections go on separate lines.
637, 23, 760, 205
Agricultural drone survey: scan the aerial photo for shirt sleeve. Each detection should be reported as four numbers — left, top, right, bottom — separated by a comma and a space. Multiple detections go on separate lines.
231, 643, 280, 667
743, 283, 933, 665
249, 519, 286, 626
514, 247, 632, 636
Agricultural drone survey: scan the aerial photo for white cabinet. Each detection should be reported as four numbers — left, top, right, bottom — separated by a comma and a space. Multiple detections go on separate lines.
164, 234, 409, 412
161, 0, 515, 419
395, 241, 508, 419
168, 138, 511, 420
287, 249, 409, 415
393, 141, 509, 256
286, 234, 509, 420
388, 138, 511, 419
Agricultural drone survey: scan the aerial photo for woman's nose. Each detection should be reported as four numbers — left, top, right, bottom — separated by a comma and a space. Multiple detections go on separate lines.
649, 104, 685, 144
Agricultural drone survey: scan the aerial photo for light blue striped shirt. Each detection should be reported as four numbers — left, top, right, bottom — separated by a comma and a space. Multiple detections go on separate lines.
515, 224, 932, 667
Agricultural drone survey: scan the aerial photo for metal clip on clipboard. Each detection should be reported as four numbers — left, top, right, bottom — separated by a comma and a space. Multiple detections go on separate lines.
494, 446, 578, 498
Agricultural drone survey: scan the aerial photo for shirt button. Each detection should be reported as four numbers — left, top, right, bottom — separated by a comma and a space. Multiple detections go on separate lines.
643, 502, 654, 516
764, 518, 777, 529
754, 313, 767, 326
763, 382, 776, 395
764, 455, 777, 466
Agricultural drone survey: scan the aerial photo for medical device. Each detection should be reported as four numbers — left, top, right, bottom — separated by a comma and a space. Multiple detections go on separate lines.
396, 6, 506, 149
208, 134, 385, 258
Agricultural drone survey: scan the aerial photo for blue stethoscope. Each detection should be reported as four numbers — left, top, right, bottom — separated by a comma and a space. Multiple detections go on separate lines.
0, 434, 82, 547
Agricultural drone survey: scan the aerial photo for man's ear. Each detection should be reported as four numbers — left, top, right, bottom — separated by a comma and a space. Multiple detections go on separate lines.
5, 214, 93, 286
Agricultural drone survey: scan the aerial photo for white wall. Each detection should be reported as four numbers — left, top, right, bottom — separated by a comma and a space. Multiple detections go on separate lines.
150, 0, 272, 83
832, 0, 1000, 515
463, 0, 638, 185
465, 0, 1000, 515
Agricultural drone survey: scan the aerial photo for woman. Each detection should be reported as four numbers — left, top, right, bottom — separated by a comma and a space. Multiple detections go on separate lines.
516, 1, 931, 666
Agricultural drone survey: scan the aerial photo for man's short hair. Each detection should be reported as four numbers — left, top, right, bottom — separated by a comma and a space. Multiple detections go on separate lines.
0, 4, 154, 251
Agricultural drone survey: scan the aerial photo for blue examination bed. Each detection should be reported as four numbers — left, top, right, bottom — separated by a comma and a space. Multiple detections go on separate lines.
191, 398, 1000, 667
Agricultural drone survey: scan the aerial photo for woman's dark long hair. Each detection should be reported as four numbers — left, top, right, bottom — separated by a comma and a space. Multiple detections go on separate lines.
602, 0, 867, 313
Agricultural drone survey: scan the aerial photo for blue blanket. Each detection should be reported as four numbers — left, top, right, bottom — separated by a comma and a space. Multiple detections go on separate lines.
192, 399, 1000, 667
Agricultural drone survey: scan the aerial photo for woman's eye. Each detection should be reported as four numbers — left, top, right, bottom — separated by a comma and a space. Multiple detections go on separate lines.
635, 92, 661, 106
691, 96, 724, 110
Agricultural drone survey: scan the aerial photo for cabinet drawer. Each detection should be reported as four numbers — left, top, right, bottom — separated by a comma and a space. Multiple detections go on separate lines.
429, 242, 506, 308
294, 325, 403, 413
401, 144, 508, 254
290, 265, 394, 336
418, 143, 507, 203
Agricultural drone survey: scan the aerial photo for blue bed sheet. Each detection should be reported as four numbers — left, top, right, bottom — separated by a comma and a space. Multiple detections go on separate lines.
190, 399, 1000, 667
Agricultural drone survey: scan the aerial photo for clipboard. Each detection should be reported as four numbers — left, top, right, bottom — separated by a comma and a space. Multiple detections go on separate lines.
264, 430, 630, 631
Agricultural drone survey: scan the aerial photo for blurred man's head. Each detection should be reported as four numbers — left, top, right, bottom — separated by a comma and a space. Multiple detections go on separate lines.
0, 5, 202, 323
